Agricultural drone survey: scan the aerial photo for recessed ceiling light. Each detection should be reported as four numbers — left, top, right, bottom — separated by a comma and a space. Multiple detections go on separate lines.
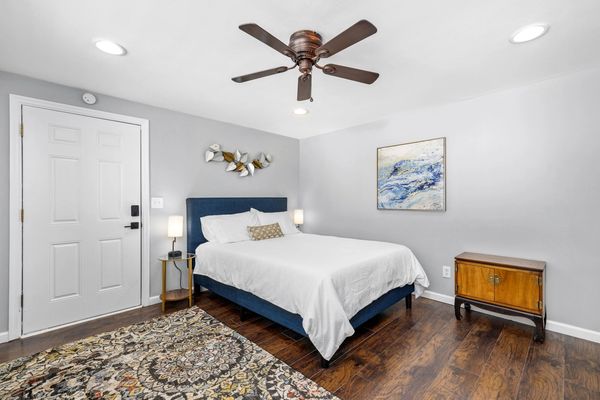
510, 23, 549, 44
95, 40, 127, 55
293, 108, 308, 115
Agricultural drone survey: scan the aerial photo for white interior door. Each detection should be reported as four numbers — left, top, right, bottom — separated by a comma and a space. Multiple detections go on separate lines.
22, 105, 142, 334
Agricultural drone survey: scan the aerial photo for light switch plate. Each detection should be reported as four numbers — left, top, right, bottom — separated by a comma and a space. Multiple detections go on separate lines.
151, 197, 164, 209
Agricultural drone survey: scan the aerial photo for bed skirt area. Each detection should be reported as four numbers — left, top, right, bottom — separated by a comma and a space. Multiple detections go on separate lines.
194, 274, 414, 341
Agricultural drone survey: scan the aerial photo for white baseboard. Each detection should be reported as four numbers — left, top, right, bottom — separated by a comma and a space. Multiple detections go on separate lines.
420, 290, 600, 344
148, 295, 161, 305
0, 331, 8, 344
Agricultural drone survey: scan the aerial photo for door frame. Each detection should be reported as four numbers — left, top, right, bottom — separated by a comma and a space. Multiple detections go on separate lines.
8, 94, 151, 340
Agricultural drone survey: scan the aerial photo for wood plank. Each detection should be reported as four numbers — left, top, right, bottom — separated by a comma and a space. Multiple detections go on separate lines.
517, 331, 565, 400
470, 323, 532, 399
333, 375, 374, 400
356, 303, 454, 381
449, 315, 505, 375
564, 334, 600, 396
290, 326, 374, 379
419, 365, 480, 400
362, 313, 475, 398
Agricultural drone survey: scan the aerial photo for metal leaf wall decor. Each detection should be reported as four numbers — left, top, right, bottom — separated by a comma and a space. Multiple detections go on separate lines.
205, 144, 273, 177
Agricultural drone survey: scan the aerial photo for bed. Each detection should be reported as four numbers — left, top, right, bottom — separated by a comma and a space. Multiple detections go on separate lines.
187, 197, 429, 367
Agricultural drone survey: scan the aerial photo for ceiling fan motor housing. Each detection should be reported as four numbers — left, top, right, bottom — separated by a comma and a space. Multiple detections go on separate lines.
290, 30, 323, 73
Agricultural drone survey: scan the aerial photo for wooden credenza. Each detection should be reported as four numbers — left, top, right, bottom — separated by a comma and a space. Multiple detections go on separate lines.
454, 252, 546, 342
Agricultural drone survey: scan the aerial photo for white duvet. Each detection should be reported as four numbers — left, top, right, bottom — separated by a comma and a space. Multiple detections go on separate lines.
194, 233, 429, 360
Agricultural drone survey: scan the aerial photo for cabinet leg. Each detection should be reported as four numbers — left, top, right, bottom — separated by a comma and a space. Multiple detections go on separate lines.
464, 303, 471, 311
533, 316, 545, 343
454, 298, 463, 320
161, 260, 166, 313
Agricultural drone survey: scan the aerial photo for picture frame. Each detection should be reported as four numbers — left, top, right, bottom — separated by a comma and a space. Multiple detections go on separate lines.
377, 137, 446, 211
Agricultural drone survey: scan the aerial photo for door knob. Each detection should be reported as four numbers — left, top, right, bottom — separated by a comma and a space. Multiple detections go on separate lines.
124, 222, 140, 229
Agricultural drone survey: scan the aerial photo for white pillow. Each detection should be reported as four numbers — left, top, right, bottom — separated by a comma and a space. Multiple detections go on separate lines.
250, 208, 299, 235
201, 211, 259, 243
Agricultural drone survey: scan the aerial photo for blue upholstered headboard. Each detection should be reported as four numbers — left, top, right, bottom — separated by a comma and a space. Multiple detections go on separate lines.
186, 197, 288, 254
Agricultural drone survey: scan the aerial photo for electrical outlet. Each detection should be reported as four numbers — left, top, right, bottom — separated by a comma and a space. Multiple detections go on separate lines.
442, 265, 452, 278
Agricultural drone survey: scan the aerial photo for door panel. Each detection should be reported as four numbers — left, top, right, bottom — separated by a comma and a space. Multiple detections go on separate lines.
456, 262, 495, 302
494, 268, 541, 313
22, 106, 142, 334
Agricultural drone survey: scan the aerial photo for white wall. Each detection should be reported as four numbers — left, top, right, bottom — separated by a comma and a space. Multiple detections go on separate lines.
300, 68, 600, 333
0, 71, 299, 333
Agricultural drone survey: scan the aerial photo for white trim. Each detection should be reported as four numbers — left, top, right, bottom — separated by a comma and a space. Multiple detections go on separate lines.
8, 95, 151, 341
8, 96, 22, 341
0, 331, 8, 344
420, 290, 600, 344
545, 320, 600, 344
148, 295, 162, 306
20, 305, 141, 339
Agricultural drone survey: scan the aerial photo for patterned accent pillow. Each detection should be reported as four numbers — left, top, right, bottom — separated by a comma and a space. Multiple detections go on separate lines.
247, 223, 284, 241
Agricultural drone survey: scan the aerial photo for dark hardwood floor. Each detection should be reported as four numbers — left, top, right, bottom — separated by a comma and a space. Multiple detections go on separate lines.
1, 293, 599, 399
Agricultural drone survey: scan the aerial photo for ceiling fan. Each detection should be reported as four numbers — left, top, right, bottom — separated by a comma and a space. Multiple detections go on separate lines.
231, 20, 380, 102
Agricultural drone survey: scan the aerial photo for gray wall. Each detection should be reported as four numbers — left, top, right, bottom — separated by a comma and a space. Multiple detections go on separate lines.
0, 71, 299, 333
300, 68, 600, 332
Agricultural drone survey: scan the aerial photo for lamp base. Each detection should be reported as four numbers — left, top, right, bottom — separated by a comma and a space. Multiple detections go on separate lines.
168, 250, 182, 258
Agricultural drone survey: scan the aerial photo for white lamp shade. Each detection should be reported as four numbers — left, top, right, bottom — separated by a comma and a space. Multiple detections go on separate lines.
167, 215, 184, 238
293, 209, 304, 225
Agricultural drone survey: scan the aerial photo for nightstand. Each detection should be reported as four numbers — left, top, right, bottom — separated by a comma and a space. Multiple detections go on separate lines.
158, 253, 195, 312
454, 252, 546, 342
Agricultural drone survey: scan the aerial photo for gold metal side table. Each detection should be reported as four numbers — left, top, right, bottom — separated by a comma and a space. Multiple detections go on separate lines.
158, 253, 195, 312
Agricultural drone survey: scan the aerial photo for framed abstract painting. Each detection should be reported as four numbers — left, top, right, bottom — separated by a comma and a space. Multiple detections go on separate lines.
377, 137, 446, 211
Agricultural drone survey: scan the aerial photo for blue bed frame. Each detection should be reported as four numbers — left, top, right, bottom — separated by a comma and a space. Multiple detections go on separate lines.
187, 197, 414, 367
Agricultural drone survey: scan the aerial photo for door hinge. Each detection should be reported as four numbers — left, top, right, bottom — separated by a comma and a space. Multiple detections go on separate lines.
20, 294, 24, 309
19, 123, 24, 137
538, 275, 543, 286
537, 300, 543, 310
455, 284, 459, 293
455, 265, 458, 273
20, 209, 24, 223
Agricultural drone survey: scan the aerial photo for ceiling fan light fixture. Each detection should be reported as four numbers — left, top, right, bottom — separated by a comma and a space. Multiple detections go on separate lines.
94, 39, 127, 55
509, 23, 549, 44
293, 108, 308, 115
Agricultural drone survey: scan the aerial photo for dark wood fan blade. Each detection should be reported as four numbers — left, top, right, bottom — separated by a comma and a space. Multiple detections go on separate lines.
232, 66, 290, 83
322, 64, 379, 84
316, 20, 377, 58
239, 23, 296, 59
297, 74, 312, 101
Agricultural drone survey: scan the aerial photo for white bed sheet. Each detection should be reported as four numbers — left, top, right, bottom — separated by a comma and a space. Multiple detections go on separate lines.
194, 233, 429, 360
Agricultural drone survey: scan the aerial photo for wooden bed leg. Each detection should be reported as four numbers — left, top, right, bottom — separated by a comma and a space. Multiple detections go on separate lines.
320, 356, 330, 369
405, 293, 412, 309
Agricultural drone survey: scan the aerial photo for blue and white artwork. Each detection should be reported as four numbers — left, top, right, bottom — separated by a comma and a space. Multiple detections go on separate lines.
377, 138, 445, 210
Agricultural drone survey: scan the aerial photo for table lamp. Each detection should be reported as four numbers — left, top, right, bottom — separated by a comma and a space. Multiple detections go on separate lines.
293, 209, 304, 229
167, 215, 183, 258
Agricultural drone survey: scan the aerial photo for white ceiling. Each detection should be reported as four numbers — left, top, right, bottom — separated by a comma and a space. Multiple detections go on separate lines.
1, 1, 599, 139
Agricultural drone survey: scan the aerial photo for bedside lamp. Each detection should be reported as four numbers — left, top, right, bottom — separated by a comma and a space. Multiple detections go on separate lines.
167, 215, 183, 258
293, 209, 304, 229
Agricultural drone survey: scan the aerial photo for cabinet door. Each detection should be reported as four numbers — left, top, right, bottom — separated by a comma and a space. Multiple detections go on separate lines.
494, 268, 541, 314
456, 262, 495, 302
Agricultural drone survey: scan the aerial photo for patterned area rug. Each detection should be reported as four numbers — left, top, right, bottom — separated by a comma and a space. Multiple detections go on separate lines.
0, 307, 338, 399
